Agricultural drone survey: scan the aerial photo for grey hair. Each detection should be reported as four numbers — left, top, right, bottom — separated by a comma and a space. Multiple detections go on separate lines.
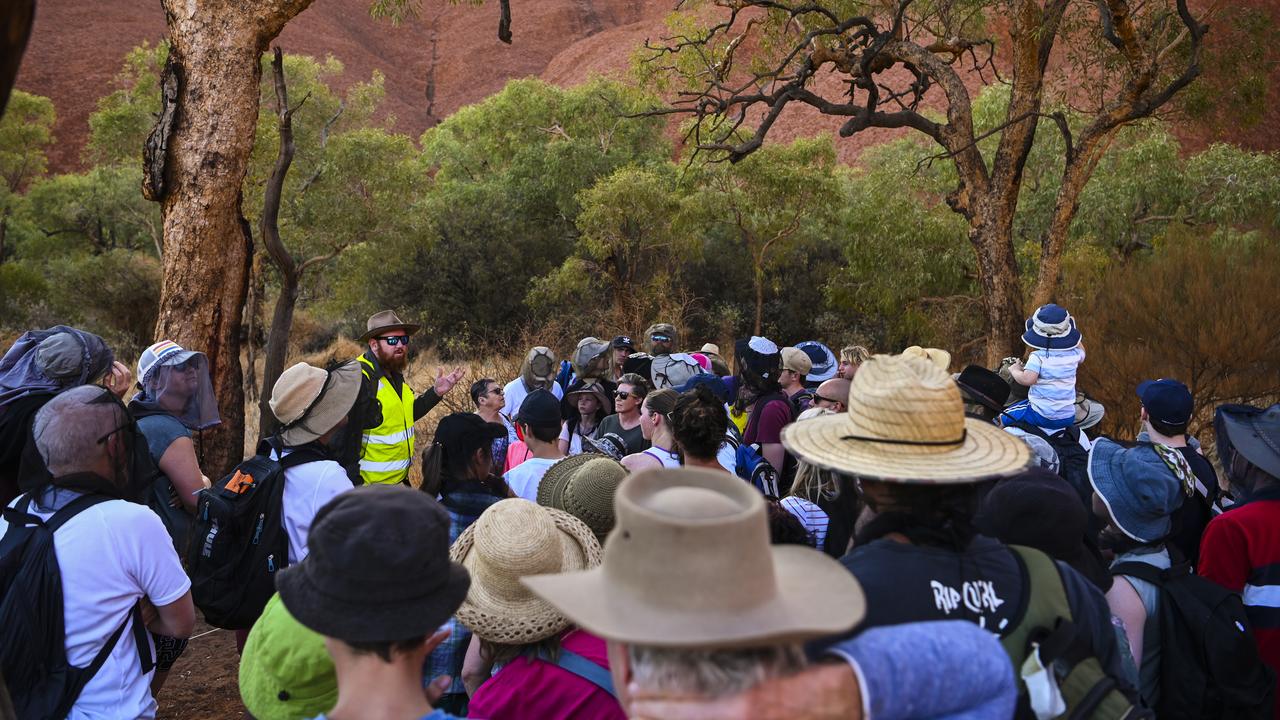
33, 385, 123, 476
627, 643, 807, 699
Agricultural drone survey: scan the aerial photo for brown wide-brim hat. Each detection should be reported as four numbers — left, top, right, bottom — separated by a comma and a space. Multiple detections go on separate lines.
523, 467, 865, 649
358, 310, 421, 342
782, 354, 1031, 484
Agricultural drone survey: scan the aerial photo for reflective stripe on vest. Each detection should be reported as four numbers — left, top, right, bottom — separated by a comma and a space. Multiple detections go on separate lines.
358, 355, 416, 484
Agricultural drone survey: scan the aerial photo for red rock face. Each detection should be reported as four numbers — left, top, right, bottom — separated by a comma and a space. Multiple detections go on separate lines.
15, 0, 1279, 174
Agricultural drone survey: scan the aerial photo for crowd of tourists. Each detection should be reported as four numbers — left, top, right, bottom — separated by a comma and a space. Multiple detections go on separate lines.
2, 304, 1279, 720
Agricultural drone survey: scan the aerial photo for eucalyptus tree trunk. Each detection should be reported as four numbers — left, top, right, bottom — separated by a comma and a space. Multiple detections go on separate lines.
145, 0, 314, 474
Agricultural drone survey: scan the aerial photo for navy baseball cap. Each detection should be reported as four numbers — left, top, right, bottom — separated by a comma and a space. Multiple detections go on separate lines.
612, 335, 635, 350
1136, 379, 1193, 426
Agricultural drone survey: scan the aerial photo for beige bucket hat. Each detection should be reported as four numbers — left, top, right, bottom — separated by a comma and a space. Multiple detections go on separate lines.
523, 467, 865, 649
451, 499, 602, 645
538, 454, 627, 542
270, 361, 363, 446
781, 354, 1031, 483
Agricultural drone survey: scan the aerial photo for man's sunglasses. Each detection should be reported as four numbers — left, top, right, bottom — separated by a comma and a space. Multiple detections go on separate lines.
378, 336, 410, 346
488, 386, 505, 396
614, 391, 633, 400
650, 335, 671, 342
814, 394, 840, 405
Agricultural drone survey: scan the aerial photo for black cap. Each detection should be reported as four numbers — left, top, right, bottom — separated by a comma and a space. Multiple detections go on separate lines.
434, 412, 506, 449
612, 335, 635, 350
517, 388, 562, 426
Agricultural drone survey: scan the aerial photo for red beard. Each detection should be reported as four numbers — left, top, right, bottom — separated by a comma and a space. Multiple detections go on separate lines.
378, 349, 408, 374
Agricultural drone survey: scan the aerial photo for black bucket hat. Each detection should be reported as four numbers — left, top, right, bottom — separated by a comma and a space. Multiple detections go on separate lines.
1216, 403, 1280, 481
276, 486, 470, 643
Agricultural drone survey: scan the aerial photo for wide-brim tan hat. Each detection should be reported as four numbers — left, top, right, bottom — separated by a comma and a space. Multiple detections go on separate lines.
781, 354, 1031, 483
271, 361, 363, 446
523, 467, 865, 649
538, 453, 627, 541
451, 499, 601, 645
902, 345, 953, 372
358, 310, 421, 342
699, 343, 721, 357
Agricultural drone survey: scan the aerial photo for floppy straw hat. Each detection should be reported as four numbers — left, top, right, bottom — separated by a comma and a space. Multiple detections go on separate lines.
902, 345, 952, 372
523, 467, 865, 648
538, 454, 627, 541
780, 354, 1032, 483
270, 361, 363, 446
451, 499, 602, 645
358, 310, 421, 342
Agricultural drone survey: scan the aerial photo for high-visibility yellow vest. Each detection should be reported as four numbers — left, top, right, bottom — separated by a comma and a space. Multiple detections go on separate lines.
358, 355, 416, 485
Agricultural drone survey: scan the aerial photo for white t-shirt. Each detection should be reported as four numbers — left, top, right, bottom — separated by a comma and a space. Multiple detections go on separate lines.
0, 490, 190, 720
501, 378, 564, 419
504, 457, 559, 501
716, 439, 737, 474
273, 452, 353, 565
1026, 346, 1085, 421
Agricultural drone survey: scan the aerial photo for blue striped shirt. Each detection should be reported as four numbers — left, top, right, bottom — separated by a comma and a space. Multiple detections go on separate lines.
1026, 347, 1084, 421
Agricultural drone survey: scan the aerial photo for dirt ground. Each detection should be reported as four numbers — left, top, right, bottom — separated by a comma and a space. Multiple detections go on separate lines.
156, 615, 246, 719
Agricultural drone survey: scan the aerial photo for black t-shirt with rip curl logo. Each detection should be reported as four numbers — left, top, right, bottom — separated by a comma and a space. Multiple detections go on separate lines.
809, 532, 1125, 688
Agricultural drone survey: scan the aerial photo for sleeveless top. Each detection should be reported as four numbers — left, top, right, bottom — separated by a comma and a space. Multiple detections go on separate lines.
642, 446, 681, 468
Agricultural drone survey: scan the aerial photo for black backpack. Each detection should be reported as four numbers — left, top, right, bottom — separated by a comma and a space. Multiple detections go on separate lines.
1111, 560, 1276, 719
1, 492, 152, 719
187, 437, 325, 630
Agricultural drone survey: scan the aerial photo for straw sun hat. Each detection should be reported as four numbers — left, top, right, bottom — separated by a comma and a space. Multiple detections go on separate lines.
781, 353, 1032, 483
451, 499, 602, 645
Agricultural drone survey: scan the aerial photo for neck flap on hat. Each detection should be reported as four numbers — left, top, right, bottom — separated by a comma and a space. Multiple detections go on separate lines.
130, 352, 221, 431
0, 326, 114, 407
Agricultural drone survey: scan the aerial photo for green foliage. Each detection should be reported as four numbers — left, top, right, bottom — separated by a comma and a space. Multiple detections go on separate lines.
824, 139, 975, 350
330, 78, 671, 350
86, 42, 167, 166
529, 163, 689, 336
0, 90, 55, 193
13, 165, 160, 260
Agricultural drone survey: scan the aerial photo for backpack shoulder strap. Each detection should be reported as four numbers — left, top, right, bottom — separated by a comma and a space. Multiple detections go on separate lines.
1004, 545, 1072, 656
537, 646, 617, 699
2, 492, 114, 533
1112, 560, 1182, 587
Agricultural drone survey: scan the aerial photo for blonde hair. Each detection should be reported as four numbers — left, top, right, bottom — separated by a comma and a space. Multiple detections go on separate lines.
840, 345, 871, 365
789, 460, 840, 504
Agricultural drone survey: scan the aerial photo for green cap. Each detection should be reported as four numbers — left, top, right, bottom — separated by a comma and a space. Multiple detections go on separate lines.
239, 593, 338, 720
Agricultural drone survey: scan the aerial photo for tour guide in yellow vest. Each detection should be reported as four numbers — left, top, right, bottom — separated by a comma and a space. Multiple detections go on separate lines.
346, 310, 465, 485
